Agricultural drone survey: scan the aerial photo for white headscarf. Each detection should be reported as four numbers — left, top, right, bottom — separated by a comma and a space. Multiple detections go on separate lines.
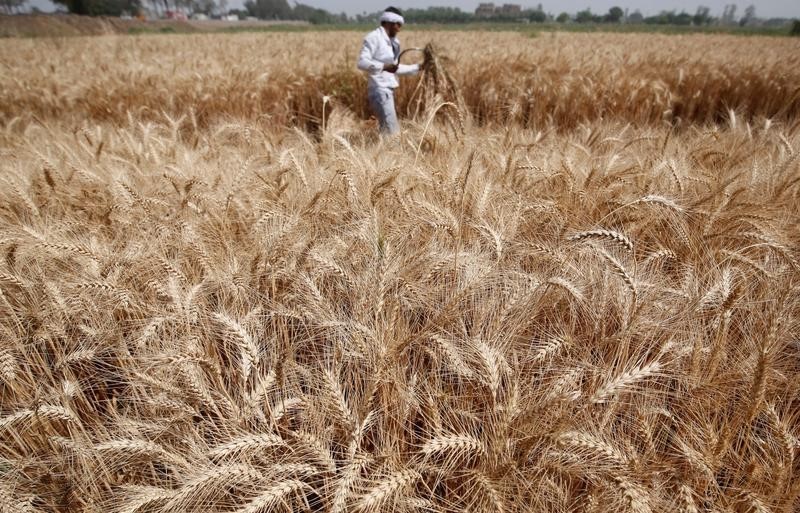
380, 11, 404, 25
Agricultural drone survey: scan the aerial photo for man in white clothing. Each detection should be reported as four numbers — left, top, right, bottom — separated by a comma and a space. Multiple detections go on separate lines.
357, 7, 420, 135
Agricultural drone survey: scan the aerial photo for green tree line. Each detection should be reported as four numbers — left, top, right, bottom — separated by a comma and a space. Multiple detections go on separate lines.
1, 0, 28, 14
13, 0, 799, 34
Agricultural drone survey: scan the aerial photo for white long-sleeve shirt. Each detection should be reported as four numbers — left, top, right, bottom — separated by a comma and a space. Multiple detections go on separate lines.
357, 26, 419, 91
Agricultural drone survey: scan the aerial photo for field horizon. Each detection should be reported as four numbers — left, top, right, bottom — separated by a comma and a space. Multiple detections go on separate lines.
2, 13, 798, 38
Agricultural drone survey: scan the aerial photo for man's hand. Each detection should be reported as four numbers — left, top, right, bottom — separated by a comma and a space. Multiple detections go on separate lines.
383, 63, 398, 73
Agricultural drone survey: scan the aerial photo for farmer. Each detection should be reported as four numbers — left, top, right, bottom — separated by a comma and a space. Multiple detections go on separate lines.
357, 7, 420, 135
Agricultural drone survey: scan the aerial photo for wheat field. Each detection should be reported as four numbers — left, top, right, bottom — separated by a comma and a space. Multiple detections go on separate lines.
0, 31, 799, 513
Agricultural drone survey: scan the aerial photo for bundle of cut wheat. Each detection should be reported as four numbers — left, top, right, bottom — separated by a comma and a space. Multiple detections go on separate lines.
406, 43, 468, 134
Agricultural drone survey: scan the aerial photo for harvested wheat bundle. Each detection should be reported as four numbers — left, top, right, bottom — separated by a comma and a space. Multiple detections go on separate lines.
406, 43, 468, 133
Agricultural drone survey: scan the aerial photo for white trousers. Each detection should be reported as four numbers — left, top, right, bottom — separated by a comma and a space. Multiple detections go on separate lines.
367, 87, 399, 135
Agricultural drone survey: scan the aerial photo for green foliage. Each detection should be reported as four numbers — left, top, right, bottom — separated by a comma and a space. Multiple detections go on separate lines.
693, 6, 712, 25
227, 8, 247, 20
526, 9, 547, 23
575, 9, 596, 23
52, 0, 139, 16
556, 12, 570, 23
191, 0, 215, 15
292, 3, 345, 24
644, 10, 693, 26
791, 20, 800, 36
404, 7, 472, 24
244, 0, 291, 19
606, 7, 624, 23
401, 5, 547, 24
1, 0, 27, 14
244, 0, 344, 24
628, 10, 644, 23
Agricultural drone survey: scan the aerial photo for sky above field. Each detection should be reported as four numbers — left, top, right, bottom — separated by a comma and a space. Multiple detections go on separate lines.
27, 0, 800, 19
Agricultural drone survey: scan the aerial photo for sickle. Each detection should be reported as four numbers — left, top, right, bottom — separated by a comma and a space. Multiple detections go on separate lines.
397, 48, 424, 64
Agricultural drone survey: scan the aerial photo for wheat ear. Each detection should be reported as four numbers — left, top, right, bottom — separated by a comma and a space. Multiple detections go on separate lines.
357, 469, 421, 512
568, 229, 634, 252
236, 480, 310, 513
207, 433, 286, 460
591, 361, 661, 404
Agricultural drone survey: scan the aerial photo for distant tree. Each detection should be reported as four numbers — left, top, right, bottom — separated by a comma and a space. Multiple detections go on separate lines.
191, 0, 214, 14
53, 0, 141, 16
555, 12, 569, 23
240, 1, 341, 23
174, 0, 192, 13
355, 11, 376, 23
404, 7, 471, 24
740, 4, 755, 26
693, 6, 711, 25
791, 19, 800, 36
605, 6, 623, 23
524, 7, 546, 23
721, 4, 737, 25
244, 0, 290, 19
644, 10, 691, 25
292, 2, 336, 24
1, 0, 27, 14
627, 9, 643, 23
644, 11, 665, 24
674, 11, 692, 25
575, 9, 594, 23
228, 7, 247, 18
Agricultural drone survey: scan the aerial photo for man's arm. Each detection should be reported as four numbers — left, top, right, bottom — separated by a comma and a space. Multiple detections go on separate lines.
396, 63, 420, 76
357, 37, 385, 73
357, 34, 399, 73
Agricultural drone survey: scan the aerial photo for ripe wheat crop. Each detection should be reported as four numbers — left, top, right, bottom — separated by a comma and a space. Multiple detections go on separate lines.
2, 31, 799, 129
0, 30, 799, 513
